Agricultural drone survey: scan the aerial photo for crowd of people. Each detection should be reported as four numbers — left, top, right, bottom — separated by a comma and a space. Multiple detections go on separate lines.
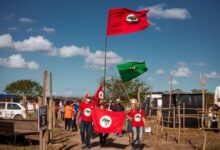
54, 94, 147, 150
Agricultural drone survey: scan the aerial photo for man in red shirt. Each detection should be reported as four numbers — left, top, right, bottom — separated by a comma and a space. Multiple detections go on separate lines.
77, 93, 94, 149
128, 102, 145, 149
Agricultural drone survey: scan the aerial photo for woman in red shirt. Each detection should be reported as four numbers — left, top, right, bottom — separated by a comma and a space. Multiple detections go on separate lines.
128, 102, 145, 149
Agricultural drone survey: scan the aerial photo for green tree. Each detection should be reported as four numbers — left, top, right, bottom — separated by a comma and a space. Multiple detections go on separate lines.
172, 88, 183, 94
4, 79, 42, 97
191, 88, 202, 94
104, 76, 150, 103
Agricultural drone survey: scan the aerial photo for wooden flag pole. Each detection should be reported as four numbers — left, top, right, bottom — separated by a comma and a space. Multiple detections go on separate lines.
103, 36, 108, 99
168, 72, 173, 127
200, 73, 206, 129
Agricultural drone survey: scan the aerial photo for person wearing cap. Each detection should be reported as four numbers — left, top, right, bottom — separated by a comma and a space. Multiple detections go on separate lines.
76, 93, 94, 149
126, 98, 137, 144
128, 102, 145, 149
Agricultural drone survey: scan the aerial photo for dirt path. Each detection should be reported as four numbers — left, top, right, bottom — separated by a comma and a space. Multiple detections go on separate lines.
1, 119, 220, 150
48, 121, 193, 150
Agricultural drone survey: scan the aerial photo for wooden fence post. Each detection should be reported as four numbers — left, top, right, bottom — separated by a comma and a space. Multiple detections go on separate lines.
178, 106, 181, 144
48, 72, 53, 142
173, 107, 176, 128
42, 70, 48, 150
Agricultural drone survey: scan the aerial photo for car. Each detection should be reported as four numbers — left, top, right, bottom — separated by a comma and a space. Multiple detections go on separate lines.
0, 102, 27, 120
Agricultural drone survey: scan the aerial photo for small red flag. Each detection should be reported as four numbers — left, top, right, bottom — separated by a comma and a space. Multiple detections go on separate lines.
106, 8, 150, 36
92, 108, 126, 133
93, 83, 103, 106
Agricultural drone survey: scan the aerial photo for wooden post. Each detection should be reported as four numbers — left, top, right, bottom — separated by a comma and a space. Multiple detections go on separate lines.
178, 106, 181, 144
138, 87, 141, 103
173, 107, 176, 128
183, 103, 185, 134
52, 101, 56, 128
200, 73, 206, 129
202, 130, 207, 150
168, 72, 173, 127
38, 96, 43, 150
149, 87, 152, 117
48, 72, 53, 142
42, 70, 48, 150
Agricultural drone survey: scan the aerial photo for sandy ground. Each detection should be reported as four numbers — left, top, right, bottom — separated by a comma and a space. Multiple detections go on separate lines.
0, 119, 220, 150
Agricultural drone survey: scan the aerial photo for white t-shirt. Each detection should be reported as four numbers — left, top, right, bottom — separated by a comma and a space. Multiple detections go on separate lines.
214, 86, 220, 107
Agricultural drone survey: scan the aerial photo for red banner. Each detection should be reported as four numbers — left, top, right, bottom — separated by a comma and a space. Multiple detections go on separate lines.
92, 108, 126, 133
93, 83, 103, 106
106, 8, 150, 36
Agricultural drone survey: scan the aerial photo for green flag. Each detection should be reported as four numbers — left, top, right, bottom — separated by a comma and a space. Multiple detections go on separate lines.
117, 61, 148, 82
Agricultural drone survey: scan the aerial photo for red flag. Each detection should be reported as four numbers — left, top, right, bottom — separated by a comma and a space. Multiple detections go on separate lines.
106, 8, 150, 36
92, 108, 126, 133
93, 83, 103, 106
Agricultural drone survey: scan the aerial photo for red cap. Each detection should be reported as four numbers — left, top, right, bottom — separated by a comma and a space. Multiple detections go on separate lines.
85, 93, 91, 98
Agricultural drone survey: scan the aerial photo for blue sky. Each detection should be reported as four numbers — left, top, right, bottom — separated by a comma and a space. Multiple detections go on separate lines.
0, 0, 220, 97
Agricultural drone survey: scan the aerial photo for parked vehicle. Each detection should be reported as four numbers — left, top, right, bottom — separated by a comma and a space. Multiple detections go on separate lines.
0, 102, 27, 119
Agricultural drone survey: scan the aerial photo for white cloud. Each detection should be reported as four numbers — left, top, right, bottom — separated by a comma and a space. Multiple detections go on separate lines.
27, 28, 33, 33
0, 54, 39, 69
146, 4, 191, 20
194, 62, 205, 66
206, 72, 220, 79
0, 34, 13, 48
14, 36, 53, 52
172, 66, 192, 77
84, 50, 123, 70
8, 27, 17, 31
156, 69, 165, 76
149, 21, 161, 31
168, 79, 178, 85
58, 45, 90, 57
42, 26, 56, 33
177, 61, 186, 66
19, 17, 34, 23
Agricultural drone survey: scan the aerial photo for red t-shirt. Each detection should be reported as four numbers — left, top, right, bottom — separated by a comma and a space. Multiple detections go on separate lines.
129, 109, 144, 127
80, 101, 94, 122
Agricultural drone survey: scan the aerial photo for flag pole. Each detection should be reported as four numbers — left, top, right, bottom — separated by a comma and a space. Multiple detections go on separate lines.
103, 36, 108, 99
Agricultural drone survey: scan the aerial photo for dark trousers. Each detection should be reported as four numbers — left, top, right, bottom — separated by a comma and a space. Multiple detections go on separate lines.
72, 117, 77, 130
65, 118, 72, 130
99, 133, 109, 145
80, 120, 92, 147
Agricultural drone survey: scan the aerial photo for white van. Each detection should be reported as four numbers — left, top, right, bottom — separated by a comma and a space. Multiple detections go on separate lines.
0, 102, 27, 119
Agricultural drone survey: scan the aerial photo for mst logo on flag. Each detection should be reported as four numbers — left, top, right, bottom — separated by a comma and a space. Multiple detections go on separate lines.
126, 14, 139, 23
100, 115, 112, 128
106, 8, 150, 36
84, 108, 91, 116
92, 108, 126, 133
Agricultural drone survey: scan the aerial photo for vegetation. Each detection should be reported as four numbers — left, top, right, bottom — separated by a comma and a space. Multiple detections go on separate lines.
104, 76, 150, 103
4, 79, 42, 97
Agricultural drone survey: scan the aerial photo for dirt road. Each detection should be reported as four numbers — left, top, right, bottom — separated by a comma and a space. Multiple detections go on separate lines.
1, 119, 220, 150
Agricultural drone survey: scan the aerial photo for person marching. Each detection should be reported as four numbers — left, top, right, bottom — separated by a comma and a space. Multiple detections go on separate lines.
128, 102, 145, 149
97, 100, 109, 147
126, 98, 137, 144
76, 93, 94, 149
64, 101, 74, 131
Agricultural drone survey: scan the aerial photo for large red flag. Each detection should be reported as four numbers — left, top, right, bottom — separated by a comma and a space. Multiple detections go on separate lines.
93, 83, 103, 106
92, 108, 126, 133
106, 8, 150, 36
